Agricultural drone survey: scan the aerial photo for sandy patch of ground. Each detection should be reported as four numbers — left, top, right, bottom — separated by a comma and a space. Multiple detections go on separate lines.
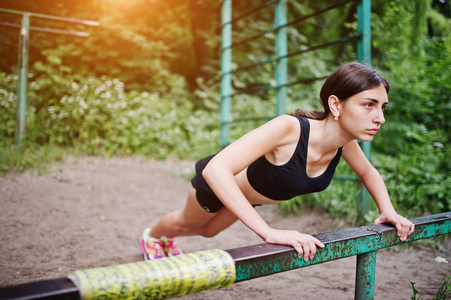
1, 156, 449, 299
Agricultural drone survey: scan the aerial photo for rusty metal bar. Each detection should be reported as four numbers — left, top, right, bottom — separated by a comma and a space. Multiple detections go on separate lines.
355, 250, 377, 299
227, 212, 451, 282
1, 212, 449, 300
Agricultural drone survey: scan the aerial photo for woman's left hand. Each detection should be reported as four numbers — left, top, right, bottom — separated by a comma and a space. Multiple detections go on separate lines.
374, 211, 415, 241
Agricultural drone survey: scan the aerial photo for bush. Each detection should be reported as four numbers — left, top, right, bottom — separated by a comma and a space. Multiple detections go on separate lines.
373, 130, 450, 215
0, 54, 220, 160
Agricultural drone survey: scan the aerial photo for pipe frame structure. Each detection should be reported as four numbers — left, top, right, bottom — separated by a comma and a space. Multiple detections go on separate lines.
1, 212, 450, 300
0, 8, 99, 148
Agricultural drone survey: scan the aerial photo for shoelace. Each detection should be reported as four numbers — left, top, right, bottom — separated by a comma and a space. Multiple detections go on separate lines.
162, 239, 181, 255
147, 240, 165, 258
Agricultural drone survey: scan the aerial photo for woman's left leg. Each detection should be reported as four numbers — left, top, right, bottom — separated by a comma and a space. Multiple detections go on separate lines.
149, 184, 240, 239
175, 205, 239, 238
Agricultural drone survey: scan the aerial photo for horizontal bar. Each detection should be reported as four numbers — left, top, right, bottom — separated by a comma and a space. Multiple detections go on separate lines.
0, 277, 79, 300
0, 21, 90, 37
283, 0, 355, 29
282, 34, 360, 60
221, 0, 278, 27
221, 76, 328, 99
1, 212, 449, 299
224, 35, 360, 75
223, 0, 356, 50
220, 115, 277, 125
30, 26, 90, 37
226, 27, 275, 50
0, 8, 99, 26
227, 212, 451, 281
334, 176, 357, 181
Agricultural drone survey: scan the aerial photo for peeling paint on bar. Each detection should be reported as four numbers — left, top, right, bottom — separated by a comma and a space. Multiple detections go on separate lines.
228, 212, 451, 282
1, 213, 449, 300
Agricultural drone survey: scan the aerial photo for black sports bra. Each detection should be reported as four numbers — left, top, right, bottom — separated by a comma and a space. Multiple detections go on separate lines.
246, 116, 342, 200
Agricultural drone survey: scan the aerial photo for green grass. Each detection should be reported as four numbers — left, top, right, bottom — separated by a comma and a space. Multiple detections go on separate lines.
0, 142, 66, 175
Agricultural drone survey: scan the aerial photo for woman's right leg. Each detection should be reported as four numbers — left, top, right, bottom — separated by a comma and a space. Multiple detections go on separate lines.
150, 184, 225, 239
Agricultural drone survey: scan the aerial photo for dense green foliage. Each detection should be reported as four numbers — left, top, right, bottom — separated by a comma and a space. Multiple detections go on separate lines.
0, 57, 220, 161
0, 0, 450, 220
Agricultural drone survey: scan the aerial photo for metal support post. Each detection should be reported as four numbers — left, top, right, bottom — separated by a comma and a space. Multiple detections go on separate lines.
1, 212, 450, 299
274, 0, 287, 115
15, 13, 30, 148
0, 8, 99, 148
220, 0, 233, 147
357, 0, 371, 65
355, 250, 377, 299
356, 0, 372, 222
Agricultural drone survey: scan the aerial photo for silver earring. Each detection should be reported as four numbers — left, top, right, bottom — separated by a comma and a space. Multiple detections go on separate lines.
334, 116, 338, 121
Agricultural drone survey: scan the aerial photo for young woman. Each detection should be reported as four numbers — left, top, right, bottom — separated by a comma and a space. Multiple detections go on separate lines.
140, 62, 415, 261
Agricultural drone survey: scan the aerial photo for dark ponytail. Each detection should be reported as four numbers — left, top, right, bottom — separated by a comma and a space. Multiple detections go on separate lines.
291, 108, 327, 119
291, 62, 389, 120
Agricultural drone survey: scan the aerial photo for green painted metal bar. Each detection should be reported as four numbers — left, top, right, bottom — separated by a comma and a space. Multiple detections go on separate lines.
283, 0, 356, 30
1, 212, 450, 300
226, 0, 355, 51
355, 250, 377, 299
274, 0, 287, 115
226, 75, 329, 99
223, 34, 360, 76
220, 0, 233, 147
231, 228, 379, 282
334, 176, 357, 181
222, 0, 278, 26
221, 115, 277, 125
356, 0, 372, 223
14, 13, 30, 149
357, 0, 372, 65
229, 212, 451, 283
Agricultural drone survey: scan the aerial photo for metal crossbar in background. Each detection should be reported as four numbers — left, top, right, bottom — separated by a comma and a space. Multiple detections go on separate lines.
0, 8, 99, 148
224, 34, 361, 75
1, 212, 450, 300
225, 0, 279, 26
220, 0, 289, 147
227, 0, 355, 50
219, 0, 373, 222
219, 0, 361, 143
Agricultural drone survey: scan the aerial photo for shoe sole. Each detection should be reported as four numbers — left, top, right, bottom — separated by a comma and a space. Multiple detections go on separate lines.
139, 239, 149, 261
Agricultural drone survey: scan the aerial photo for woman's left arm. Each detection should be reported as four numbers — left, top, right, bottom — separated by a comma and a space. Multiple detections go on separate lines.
342, 140, 415, 241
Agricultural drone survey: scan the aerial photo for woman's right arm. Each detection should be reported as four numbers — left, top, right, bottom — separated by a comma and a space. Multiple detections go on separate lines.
202, 115, 324, 261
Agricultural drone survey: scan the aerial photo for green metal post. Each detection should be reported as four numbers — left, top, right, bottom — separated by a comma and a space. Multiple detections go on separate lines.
274, 0, 287, 115
220, 0, 232, 147
357, 0, 371, 65
355, 250, 377, 299
3, 9, 98, 148
357, 0, 372, 222
15, 13, 30, 148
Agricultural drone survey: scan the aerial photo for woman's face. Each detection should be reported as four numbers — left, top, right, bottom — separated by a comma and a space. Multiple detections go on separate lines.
338, 84, 388, 142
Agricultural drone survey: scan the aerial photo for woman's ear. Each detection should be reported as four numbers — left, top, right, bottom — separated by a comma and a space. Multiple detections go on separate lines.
328, 95, 341, 118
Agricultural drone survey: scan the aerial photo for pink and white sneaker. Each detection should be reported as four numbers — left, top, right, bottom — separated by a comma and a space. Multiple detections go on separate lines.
139, 228, 166, 260
161, 236, 183, 257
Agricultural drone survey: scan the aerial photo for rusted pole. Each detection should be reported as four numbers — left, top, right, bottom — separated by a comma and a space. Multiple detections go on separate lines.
355, 250, 377, 299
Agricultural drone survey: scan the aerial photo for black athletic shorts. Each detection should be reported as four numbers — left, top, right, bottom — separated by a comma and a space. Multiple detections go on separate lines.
190, 154, 224, 213
191, 154, 262, 214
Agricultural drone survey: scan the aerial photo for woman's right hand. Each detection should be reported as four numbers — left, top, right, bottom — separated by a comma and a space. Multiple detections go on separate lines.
263, 228, 325, 262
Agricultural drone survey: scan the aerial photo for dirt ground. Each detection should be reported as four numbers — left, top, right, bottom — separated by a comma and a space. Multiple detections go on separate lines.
1, 156, 450, 299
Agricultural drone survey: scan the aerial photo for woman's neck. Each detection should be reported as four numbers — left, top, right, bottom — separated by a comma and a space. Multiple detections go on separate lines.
308, 116, 354, 154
